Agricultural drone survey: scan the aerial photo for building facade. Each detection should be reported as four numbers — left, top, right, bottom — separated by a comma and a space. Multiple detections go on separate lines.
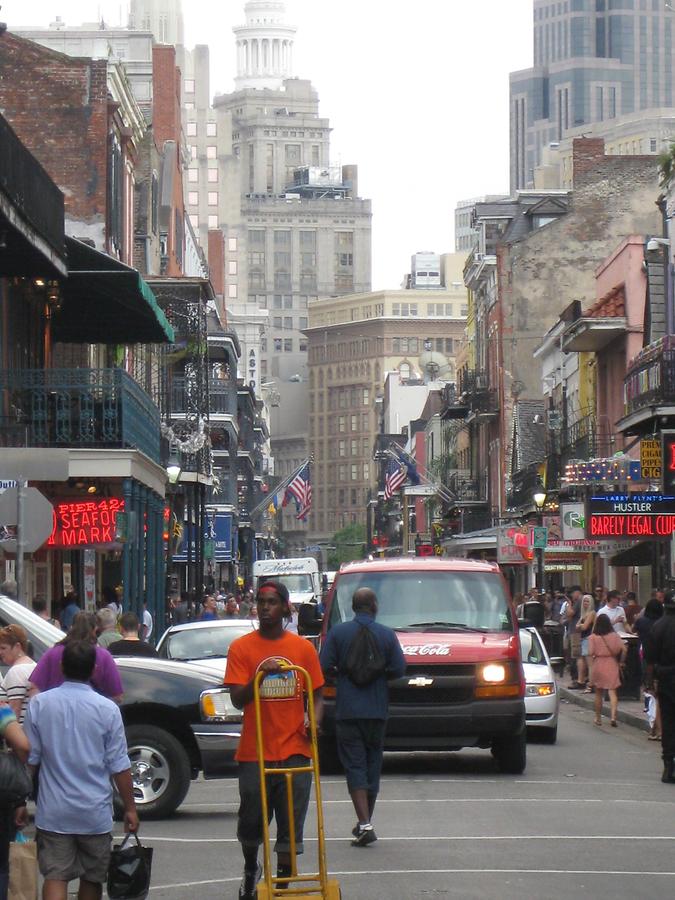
306, 287, 466, 542
510, 0, 675, 190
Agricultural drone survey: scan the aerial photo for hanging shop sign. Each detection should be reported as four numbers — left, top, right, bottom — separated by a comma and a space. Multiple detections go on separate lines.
47, 498, 125, 548
641, 439, 662, 481
587, 494, 675, 539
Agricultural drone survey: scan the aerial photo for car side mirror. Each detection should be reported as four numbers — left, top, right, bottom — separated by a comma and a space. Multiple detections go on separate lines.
298, 603, 322, 637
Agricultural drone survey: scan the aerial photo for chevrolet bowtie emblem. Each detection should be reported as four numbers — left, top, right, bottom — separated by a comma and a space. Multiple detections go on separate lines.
408, 677, 434, 686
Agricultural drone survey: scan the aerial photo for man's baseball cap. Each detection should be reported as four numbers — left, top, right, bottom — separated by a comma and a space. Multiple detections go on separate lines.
257, 580, 290, 606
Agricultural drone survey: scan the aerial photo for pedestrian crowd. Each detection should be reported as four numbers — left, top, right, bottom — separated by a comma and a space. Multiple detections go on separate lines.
168, 586, 256, 625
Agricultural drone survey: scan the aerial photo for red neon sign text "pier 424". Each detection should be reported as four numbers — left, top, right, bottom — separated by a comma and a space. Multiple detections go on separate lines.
47, 498, 125, 548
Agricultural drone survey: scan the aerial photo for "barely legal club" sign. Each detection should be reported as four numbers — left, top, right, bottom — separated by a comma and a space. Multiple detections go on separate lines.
588, 494, 675, 539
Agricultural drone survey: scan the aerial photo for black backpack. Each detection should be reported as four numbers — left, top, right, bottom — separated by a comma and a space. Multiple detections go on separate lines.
343, 624, 386, 686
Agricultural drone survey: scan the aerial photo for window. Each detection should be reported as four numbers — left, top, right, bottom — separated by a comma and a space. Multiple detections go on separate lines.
208, 192, 218, 206
338, 416, 346, 433
283, 296, 292, 309
184, 79, 195, 94
228, 284, 237, 298
350, 439, 358, 456
208, 169, 218, 183
362, 388, 369, 406
188, 168, 198, 183
284, 339, 293, 352
299, 317, 308, 330
186, 122, 197, 137
392, 303, 418, 316
228, 260, 238, 275
445, 338, 454, 353
460, 304, 468, 316
351, 464, 358, 481
363, 463, 369, 480
188, 191, 199, 206
207, 122, 217, 137
283, 317, 292, 330
351, 415, 357, 431
399, 362, 411, 380
257, 296, 267, 308
273, 316, 282, 328
207, 146, 217, 159
651, 138, 658, 152
190, 146, 197, 160
299, 340, 307, 352
273, 295, 282, 309
208, 214, 218, 228
228, 237, 237, 252
273, 338, 282, 352
338, 440, 346, 457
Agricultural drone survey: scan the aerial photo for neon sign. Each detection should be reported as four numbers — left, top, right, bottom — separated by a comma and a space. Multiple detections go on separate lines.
662, 432, 675, 494
588, 494, 675, 540
47, 498, 124, 548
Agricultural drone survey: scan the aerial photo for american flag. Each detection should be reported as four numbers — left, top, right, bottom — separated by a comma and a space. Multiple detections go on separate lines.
284, 462, 312, 520
384, 456, 406, 500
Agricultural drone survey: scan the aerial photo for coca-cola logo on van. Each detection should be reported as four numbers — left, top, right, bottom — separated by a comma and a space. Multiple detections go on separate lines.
403, 644, 451, 657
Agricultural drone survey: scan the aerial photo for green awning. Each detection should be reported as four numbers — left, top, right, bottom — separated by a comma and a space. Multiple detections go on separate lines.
52, 237, 175, 344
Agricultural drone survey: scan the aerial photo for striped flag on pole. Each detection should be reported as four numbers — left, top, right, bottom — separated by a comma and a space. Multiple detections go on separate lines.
284, 462, 312, 520
384, 456, 406, 500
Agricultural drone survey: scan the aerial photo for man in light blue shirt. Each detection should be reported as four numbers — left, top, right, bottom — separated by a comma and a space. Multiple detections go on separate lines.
23, 640, 138, 900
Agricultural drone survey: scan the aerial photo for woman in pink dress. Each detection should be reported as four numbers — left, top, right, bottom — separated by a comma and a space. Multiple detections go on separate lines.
589, 613, 627, 728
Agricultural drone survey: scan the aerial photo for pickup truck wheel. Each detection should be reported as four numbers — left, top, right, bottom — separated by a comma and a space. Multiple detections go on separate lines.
125, 725, 191, 819
492, 730, 526, 774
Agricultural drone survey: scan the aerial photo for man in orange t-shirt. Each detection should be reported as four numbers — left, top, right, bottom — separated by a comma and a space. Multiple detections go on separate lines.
225, 580, 324, 900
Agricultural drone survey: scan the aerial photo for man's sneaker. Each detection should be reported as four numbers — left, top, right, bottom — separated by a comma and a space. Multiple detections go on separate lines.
351, 823, 377, 847
238, 863, 262, 899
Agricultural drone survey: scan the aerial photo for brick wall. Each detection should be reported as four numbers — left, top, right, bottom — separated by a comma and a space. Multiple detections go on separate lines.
208, 229, 226, 320
0, 33, 109, 246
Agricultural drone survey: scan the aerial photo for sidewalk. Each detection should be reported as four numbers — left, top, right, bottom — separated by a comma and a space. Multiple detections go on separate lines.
557, 675, 650, 732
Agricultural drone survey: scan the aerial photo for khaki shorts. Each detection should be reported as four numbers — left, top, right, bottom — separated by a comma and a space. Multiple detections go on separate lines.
36, 829, 111, 884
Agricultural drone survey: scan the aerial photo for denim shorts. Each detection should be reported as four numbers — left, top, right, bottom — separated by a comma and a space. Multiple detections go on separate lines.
237, 756, 312, 854
581, 637, 590, 656
335, 719, 386, 795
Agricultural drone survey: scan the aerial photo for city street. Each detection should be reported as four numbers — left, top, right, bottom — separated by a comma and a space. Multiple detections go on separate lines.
131, 700, 672, 900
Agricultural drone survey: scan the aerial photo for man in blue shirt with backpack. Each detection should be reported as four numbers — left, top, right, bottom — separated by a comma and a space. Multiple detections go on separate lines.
320, 587, 405, 847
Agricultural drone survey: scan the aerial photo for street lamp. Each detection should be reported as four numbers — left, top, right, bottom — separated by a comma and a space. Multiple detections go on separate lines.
166, 450, 182, 485
533, 487, 547, 596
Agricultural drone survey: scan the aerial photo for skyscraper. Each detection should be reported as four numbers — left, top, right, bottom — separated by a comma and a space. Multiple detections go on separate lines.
129, 0, 184, 47
510, 0, 675, 191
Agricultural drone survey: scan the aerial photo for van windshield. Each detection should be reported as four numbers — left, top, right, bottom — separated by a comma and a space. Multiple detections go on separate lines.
258, 574, 314, 594
330, 571, 513, 633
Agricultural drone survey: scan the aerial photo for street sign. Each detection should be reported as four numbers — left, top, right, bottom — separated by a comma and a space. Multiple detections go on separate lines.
532, 526, 548, 549
0, 487, 54, 553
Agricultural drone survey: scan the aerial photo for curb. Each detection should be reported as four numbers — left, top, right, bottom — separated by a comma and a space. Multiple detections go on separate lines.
558, 684, 649, 732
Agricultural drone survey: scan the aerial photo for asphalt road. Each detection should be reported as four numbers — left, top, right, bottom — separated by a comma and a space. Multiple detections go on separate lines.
126, 700, 672, 900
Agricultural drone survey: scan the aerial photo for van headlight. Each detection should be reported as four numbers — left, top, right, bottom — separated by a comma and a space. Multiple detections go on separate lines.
200, 688, 242, 722
481, 664, 507, 683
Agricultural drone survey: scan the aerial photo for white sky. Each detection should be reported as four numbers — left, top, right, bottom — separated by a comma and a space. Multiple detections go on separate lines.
7, 0, 533, 289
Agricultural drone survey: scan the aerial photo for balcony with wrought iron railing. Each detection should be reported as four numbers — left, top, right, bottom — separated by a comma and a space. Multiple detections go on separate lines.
0, 368, 161, 463
618, 336, 675, 434
0, 113, 65, 268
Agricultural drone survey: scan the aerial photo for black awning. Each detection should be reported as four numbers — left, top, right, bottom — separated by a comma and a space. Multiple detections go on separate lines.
52, 238, 175, 344
609, 541, 655, 567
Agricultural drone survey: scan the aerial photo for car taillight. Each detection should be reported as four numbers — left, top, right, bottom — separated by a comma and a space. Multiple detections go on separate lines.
474, 660, 523, 699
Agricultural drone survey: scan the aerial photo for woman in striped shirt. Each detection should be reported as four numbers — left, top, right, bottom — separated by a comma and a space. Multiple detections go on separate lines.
0, 626, 36, 724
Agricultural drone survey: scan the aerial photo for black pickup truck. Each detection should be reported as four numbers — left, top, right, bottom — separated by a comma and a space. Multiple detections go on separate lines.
0, 596, 241, 818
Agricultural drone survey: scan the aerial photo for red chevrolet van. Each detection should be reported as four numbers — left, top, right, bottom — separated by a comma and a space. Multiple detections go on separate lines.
316, 557, 526, 774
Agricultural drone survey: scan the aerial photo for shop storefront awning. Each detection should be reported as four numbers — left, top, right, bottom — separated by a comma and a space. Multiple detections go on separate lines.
53, 238, 175, 344
609, 541, 654, 568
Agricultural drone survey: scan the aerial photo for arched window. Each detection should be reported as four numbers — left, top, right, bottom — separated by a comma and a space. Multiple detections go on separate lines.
399, 362, 411, 381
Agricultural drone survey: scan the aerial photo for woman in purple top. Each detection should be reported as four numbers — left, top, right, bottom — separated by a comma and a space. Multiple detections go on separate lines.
29, 612, 123, 702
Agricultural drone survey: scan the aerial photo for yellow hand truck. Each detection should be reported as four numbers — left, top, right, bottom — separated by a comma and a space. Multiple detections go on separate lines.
253, 662, 341, 899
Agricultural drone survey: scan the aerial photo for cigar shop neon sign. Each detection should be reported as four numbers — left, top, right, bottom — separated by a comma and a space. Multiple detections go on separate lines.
47, 498, 125, 548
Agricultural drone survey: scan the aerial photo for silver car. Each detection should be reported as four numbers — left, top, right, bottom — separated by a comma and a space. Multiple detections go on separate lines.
520, 626, 559, 744
156, 618, 258, 677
